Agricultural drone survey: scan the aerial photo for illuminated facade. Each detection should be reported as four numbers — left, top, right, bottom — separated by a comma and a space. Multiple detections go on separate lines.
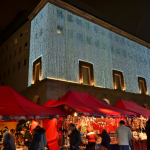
28, 2, 150, 96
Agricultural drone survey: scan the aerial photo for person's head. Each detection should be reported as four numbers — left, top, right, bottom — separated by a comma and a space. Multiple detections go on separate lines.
69, 123, 76, 131
21, 127, 27, 135
119, 120, 125, 125
2, 128, 8, 135
10, 129, 15, 134
87, 128, 92, 133
102, 129, 107, 135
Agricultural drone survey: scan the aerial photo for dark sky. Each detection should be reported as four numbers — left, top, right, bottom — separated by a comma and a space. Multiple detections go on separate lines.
1, 0, 150, 44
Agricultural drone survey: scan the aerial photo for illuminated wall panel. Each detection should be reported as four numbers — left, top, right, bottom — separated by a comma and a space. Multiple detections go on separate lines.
29, 3, 150, 95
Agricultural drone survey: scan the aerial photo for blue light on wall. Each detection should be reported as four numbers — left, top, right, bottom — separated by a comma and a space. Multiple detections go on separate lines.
29, 2, 150, 95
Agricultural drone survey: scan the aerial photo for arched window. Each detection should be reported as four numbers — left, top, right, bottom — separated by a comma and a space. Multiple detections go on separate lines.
103, 99, 110, 105
142, 103, 149, 109
32, 95, 41, 105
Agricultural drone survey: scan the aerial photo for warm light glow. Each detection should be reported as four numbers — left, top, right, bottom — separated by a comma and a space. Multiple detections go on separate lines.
57, 30, 61, 34
74, 112, 78, 116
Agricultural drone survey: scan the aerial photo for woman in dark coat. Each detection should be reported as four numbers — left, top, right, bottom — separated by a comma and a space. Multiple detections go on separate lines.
101, 129, 110, 150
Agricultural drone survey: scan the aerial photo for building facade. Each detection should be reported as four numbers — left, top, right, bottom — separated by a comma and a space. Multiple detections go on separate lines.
0, 21, 30, 92
22, 0, 150, 106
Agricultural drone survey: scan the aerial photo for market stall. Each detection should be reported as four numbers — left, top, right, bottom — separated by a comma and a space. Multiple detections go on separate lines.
0, 86, 66, 150
46, 90, 137, 150
114, 99, 149, 150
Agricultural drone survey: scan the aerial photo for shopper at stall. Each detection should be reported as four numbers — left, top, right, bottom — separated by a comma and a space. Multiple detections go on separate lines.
21, 127, 32, 148
116, 120, 132, 150
2, 127, 16, 150
29, 126, 47, 150
145, 119, 150, 150
86, 127, 97, 150
101, 129, 110, 150
68, 123, 81, 150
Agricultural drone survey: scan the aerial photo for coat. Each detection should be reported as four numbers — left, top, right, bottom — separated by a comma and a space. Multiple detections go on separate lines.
69, 128, 81, 149
101, 134, 111, 150
116, 124, 132, 145
145, 120, 150, 150
29, 127, 47, 150
3, 131, 16, 150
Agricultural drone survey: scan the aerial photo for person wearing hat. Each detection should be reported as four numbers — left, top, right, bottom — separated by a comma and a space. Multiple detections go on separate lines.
2, 127, 16, 150
86, 127, 97, 150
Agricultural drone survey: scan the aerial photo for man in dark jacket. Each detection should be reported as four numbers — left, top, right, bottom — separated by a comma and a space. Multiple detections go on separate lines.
29, 126, 47, 150
68, 123, 81, 150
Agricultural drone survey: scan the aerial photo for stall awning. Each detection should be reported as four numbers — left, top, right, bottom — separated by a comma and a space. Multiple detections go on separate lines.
114, 99, 150, 117
0, 86, 66, 116
50, 90, 137, 116
44, 100, 57, 107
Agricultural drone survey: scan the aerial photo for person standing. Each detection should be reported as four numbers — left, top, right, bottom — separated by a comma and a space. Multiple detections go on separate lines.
145, 119, 150, 150
29, 126, 47, 150
86, 128, 97, 150
116, 120, 132, 150
2, 127, 16, 150
68, 123, 81, 150
101, 129, 110, 150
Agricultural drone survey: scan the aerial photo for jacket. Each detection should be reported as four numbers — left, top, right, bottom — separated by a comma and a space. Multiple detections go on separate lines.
101, 134, 110, 150
3, 131, 16, 150
29, 127, 47, 150
86, 132, 97, 143
116, 124, 132, 145
69, 128, 81, 148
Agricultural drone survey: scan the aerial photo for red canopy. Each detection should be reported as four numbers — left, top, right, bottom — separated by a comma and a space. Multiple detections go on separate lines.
50, 91, 137, 116
44, 100, 57, 107
114, 99, 150, 117
0, 86, 66, 116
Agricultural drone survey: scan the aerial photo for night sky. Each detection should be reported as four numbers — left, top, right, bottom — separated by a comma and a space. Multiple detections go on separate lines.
1, 0, 150, 43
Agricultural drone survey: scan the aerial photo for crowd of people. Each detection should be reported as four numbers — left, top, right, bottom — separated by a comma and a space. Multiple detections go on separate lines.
1, 119, 150, 150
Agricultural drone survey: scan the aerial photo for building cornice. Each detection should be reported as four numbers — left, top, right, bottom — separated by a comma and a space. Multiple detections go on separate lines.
28, 0, 150, 49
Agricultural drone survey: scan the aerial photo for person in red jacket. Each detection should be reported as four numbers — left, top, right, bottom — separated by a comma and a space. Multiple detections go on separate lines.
86, 128, 97, 150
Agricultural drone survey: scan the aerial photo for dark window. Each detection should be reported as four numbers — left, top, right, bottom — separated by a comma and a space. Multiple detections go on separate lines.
18, 62, 21, 69
20, 33, 23, 38
138, 77, 147, 94
9, 54, 11, 60
0, 74, 1, 80
25, 42, 28, 49
24, 59, 27, 66
13, 65, 15, 73
19, 47, 22, 54
113, 70, 124, 90
6, 45, 8, 51
8, 68, 10, 76
1, 61, 3, 66
32, 57, 42, 84
3, 71, 5, 78
2, 49, 4, 54
79, 61, 94, 85
5, 57, 7, 64
14, 50, 16, 57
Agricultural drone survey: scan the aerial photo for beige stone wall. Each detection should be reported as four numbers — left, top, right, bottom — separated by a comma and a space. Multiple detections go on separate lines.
21, 79, 150, 108
0, 21, 30, 92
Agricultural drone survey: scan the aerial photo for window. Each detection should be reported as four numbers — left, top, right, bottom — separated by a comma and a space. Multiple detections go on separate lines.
79, 61, 94, 85
3, 71, 5, 78
113, 70, 124, 90
14, 38, 17, 44
24, 59, 27, 66
25, 42, 28, 49
20, 33, 23, 38
32, 57, 42, 84
1, 61, 3, 66
8, 68, 10, 76
18, 62, 21, 69
19, 47, 22, 54
5, 57, 7, 64
2, 49, 4, 54
13, 65, 15, 73
138, 77, 147, 94
9, 54, 11, 60
14, 50, 16, 57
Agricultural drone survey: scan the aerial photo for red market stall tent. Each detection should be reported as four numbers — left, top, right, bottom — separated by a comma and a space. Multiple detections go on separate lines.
49, 90, 137, 116
114, 99, 150, 117
43, 100, 57, 107
0, 86, 66, 116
